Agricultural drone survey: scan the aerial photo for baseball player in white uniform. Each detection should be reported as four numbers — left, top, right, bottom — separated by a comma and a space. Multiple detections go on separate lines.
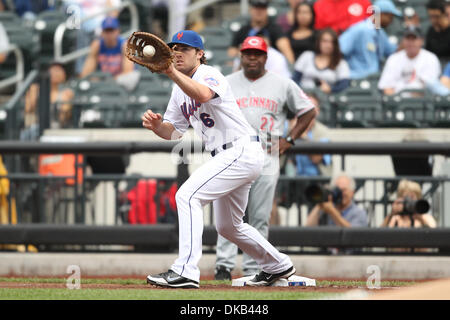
215, 36, 317, 279
144, 30, 297, 288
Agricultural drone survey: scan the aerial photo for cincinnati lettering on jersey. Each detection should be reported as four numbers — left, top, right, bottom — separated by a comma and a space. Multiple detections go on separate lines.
236, 97, 278, 113
181, 98, 202, 120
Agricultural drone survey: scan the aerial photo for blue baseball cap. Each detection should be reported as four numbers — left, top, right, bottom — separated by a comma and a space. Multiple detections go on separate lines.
373, 0, 403, 17
102, 17, 119, 30
168, 30, 204, 50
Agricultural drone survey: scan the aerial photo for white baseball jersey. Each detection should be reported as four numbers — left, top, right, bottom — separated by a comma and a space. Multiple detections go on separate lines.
163, 64, 256, 151
226, 70, 315, 139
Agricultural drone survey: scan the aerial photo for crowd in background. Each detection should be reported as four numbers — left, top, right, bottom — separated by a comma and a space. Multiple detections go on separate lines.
2, 0, 450, 96
0, 0, 444, 231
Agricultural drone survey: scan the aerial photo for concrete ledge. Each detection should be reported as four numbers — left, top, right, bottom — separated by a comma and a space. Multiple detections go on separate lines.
1, 253, 450, 280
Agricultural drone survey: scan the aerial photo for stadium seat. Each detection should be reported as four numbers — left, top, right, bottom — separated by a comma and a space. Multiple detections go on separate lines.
71, 76, 128, 128
431, 95, 450, 127
210, 58, 234, 76
0, 11, 21, 24
268, 1, 290, 18
34, 10, 77, 65
335, 102, 383, 128
302, 88, 334, 126
222, 15, 249, 34
123, 71, 172, 127
205, 48, 230, 66
380, 90, 434, 127
329, 83, 381, 107
200, 26, 233, 50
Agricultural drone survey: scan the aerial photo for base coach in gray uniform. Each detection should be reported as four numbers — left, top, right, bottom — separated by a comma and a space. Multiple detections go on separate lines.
215, 36, 317, 280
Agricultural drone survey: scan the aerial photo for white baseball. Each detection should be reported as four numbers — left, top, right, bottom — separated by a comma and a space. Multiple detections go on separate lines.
143, 45, 155, 58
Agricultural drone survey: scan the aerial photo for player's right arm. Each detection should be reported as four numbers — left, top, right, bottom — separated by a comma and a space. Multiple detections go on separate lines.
142, 110, 181, 140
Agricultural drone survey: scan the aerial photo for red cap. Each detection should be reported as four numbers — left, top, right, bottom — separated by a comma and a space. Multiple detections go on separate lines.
240, 36, 268, 53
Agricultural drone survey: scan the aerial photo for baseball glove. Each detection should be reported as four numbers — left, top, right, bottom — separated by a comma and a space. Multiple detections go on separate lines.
125, 31, 173, 73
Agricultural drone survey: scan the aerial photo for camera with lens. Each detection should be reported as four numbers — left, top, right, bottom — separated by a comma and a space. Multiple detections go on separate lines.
305, 184, 343, 206
400, 196, 430, 215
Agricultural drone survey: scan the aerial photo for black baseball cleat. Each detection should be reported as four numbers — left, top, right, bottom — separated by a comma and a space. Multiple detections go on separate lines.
146, 269, 199, 289
214, 266, 232, 281
245, 266, 296, 286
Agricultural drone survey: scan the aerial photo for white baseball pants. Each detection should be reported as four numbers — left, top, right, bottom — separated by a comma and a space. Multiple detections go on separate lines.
169, 136, 293, 282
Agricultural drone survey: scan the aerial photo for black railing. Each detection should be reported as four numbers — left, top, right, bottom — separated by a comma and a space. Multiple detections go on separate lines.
0, 141, 449, 253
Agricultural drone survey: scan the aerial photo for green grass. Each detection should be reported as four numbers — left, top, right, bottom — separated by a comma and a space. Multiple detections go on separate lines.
0, 288, 334, 300
0, 277, 414, 300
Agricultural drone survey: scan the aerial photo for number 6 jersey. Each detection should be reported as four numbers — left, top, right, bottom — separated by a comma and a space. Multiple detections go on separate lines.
162, 64, 256, 151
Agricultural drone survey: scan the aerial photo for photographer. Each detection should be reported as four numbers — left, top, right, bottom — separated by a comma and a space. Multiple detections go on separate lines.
305, 173, 368, 227
381, 179, 436, 228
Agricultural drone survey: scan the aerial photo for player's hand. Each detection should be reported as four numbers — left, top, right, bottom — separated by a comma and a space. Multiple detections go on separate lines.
142, 109, 162, 132
278, 138, 292, 155
319, 195, 335, 214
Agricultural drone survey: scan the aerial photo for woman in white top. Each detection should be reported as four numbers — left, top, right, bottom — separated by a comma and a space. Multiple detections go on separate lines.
292, 28, 350, 94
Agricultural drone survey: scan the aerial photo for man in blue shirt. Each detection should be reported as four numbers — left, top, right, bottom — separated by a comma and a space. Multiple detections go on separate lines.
339, 0, 401, 79
296, 132, 331, 176
426, 61, 450, 95
306, 173, 368, 227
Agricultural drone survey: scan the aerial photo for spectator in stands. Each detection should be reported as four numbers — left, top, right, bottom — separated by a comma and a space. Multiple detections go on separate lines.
305, 172, 368, 227
403, 6, 421, 28
5, 0, 54, 19
150, 0, 191, 39
425, 0, 450, 63
446, 0, 450, 20
228, 0, 295, 64
339, 0, 401, 80
22, 62, 74, 140
260, 34, 292, 78
0, 22, 9, 64
64, 0, 122, 75
381, 179, 436, 228
288, 2, 316, 61
441, 61, 450, 88
313, 0, 372, 35
293, 28, 350, 94
295, 93, 331, 177
277, 0, 305, 33
80, 16, 134, 79
426, 61, 450, 95
378, 26, 441, 95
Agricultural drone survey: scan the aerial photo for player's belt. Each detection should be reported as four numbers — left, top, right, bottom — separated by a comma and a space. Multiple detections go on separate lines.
211, 136, 260, 157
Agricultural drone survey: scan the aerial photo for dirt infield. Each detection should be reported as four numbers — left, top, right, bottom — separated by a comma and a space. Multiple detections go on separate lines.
368, 278, 450, 300
0, 278, 406, 293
